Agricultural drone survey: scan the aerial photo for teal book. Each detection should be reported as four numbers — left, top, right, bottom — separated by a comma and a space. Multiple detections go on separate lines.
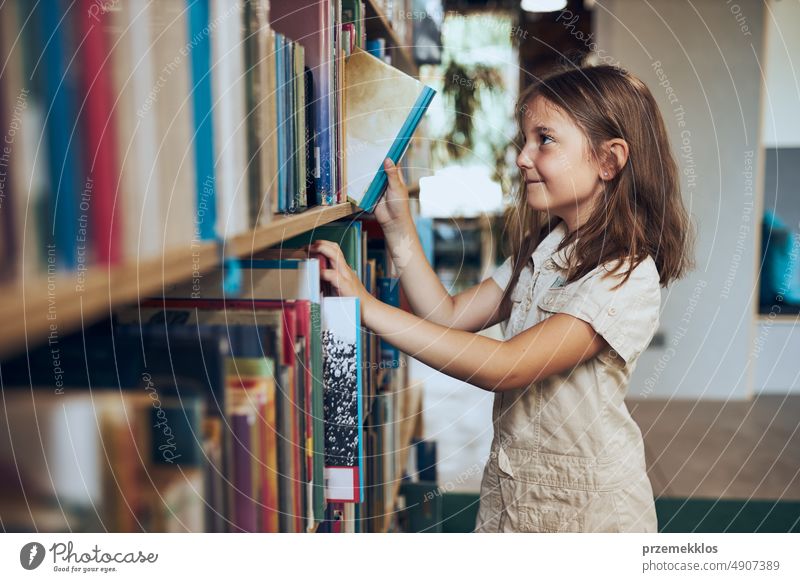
39, 0, 82, 270
186, 0, 217, 241
344, 47, 435, 213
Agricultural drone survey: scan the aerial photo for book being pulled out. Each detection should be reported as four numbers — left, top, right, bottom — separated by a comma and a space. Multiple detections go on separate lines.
344, 47, 435, 213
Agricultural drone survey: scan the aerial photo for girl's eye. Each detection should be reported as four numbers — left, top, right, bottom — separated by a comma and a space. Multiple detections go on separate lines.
540, 133, 554, 145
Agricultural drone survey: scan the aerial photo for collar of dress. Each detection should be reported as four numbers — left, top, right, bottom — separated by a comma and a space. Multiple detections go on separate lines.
530, 221, 575, 270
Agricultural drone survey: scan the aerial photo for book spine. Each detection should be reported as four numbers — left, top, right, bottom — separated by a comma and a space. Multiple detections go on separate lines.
79, 0, 122, 264
295, 43, 307, 209
186, 0, 218, 242
0, 4, 18, 282
275, 33, 286, 212
41, 0, 81, 271
229, 411, 257, 532
310, 303, 326, 523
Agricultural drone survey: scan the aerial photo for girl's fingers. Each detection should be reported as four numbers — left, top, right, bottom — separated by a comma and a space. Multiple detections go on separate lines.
311, 240, 347, 268
309, 241, 338, 267
384, 158, 403, 191
320, 269, 341, 296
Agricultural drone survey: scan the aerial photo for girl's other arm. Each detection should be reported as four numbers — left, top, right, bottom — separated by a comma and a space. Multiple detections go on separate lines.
362, 295, 608, 392
375, 159, 503, 332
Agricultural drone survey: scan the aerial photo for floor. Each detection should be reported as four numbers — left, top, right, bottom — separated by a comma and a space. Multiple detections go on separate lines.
630, 395, 800, 501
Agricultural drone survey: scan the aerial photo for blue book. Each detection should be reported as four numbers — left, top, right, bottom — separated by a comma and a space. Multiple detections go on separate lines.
378, 278, 401, 368
365, 38, 386, 59
39, 0, 82, 269
286, 40, 296, 210
275, 33, 286, 212
186, 0, 217, 241
344, 47, 435, 213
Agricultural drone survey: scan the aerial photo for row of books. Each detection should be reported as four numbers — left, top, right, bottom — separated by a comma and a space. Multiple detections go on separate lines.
0, 220, 411, 532
0, 0, 308, 276
0, 0, 434, 286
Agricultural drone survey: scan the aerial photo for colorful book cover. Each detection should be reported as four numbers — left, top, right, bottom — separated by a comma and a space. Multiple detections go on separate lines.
344, 47, 436, 212
321, 296, 363, 503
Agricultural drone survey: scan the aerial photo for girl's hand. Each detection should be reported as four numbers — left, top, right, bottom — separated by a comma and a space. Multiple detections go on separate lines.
307, 240, 371, 305
373, 158, 412, 234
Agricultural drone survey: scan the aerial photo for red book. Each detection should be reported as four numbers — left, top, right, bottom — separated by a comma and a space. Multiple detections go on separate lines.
79, 0, 121, 264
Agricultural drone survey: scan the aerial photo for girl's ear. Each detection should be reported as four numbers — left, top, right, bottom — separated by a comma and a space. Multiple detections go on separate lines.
600, 138, 630, 181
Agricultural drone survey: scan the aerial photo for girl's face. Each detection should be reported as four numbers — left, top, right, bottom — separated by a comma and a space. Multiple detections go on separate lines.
516, 96, 603, 233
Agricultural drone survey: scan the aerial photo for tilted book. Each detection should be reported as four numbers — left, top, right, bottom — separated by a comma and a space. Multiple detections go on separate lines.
344, 47, 435, 212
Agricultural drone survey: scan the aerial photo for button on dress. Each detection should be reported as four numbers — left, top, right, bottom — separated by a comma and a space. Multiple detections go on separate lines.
474, 221, 660, 533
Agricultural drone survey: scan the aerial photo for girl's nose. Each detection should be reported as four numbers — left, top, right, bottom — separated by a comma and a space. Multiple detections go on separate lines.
517, 149, 534, 170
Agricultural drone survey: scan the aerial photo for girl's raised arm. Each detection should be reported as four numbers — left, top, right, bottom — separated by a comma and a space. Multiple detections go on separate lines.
375, 159, 504, 332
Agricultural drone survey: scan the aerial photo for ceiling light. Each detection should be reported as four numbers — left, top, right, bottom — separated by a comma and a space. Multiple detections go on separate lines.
521, 0, 568, 13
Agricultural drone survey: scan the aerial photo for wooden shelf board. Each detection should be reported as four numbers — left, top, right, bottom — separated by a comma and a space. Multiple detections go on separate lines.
0, 203, 359, 359
363, 0, 419, 77
227, 203, 360, 256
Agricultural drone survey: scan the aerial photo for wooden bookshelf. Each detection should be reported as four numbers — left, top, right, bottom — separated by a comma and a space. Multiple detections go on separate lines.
364, 0, 418, 77
0, 203, 359, 359
0, 0, 428, 534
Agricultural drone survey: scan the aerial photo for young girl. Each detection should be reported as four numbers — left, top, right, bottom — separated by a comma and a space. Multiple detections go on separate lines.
310, 65, 693, 532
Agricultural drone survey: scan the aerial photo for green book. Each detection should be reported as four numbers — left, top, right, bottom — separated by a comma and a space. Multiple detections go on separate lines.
284, 222, 363, 278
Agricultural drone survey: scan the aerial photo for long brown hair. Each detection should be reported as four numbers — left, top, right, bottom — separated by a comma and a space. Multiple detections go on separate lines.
499, 64, 695, 318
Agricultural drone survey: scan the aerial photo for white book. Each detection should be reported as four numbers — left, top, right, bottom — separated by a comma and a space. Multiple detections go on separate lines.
211, 0, 250, 237
106, 0, 163, 260
149, 0, 197, 251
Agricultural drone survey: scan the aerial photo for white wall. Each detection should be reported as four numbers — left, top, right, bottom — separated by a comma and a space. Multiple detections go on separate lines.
754, 0, 800, 395
762, 0, 800, 148
595, 0, 767, 399
754, 321, 800, 394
